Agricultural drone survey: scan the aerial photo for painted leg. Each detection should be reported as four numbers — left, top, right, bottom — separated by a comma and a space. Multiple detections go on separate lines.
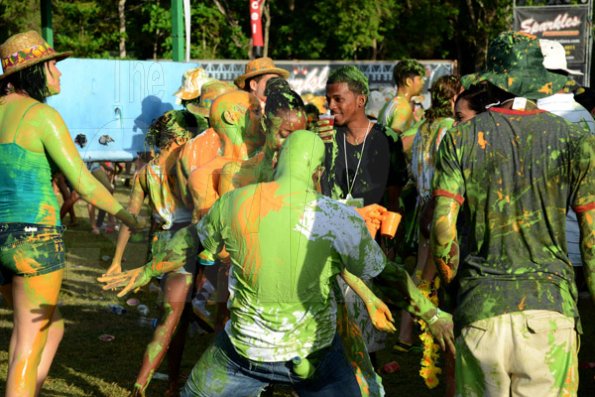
165, 304, 192, 397
133, 272, 192, 396
35, 308, 64, 397
7, 270, 64, 397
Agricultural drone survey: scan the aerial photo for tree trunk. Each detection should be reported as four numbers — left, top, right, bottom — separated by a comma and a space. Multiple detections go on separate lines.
263, 0, 270, 58
118, 0, 126, 58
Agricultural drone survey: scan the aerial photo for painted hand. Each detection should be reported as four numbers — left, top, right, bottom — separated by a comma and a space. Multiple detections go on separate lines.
315, 118, 335, 143
355, 204, 387, 238
426, 309, 456, 354
97, 267, 152, 297
366, 298, 396, 333
105, 260, 122, 275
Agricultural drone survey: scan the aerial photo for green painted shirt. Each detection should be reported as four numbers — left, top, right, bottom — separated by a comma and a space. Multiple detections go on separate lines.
197, 183, 387, 362
433, 107, 595, 330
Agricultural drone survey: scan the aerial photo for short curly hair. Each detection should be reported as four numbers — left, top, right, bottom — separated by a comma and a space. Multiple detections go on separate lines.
393, 59, 426, 87
327, 65, 369, 97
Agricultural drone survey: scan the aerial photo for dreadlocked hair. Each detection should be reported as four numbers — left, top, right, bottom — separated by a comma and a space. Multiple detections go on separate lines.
146, 110, 195, 150
264, 88, 305, 121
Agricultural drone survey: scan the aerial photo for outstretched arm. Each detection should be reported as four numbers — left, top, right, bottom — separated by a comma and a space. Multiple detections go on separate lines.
341, 270, 395, 333
36, 106, 139, 229
107, 171, 147, 274
375, 261, 455, 353
98, 224, 201, 296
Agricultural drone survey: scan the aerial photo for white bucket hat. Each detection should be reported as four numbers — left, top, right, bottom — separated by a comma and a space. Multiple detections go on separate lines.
539, 39, 583, 76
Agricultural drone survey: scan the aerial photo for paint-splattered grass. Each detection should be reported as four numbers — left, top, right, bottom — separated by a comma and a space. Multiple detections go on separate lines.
0, 184, 594, 396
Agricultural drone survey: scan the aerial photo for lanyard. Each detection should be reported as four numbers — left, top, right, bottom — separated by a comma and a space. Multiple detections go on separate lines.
343, 120, 372, 199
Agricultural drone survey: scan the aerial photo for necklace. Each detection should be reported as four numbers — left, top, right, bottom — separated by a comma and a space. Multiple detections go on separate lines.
343, 120, 372, 200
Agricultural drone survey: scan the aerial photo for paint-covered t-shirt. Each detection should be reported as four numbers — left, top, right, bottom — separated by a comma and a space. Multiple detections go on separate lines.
322, 123, 408, 206
433, 107, 595, 330
378, 95, 421, 141
198, 183, 386, 362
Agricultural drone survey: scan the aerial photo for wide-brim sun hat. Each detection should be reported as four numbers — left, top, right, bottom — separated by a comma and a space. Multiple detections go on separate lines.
174, 67, 213, 101
462, 32, 568, 99
186, 80, 236, 117
0, 30, 71, 80
234, 57, 289, 89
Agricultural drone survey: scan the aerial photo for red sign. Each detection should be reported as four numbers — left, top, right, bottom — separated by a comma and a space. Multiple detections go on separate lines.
250, 0, 264, 47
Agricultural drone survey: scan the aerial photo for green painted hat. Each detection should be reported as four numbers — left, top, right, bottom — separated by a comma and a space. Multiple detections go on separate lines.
462, 32, 568, 99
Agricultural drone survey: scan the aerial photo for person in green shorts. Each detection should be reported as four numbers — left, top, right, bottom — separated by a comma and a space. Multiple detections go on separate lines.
432, 31, 595, 397
0, 31, 140, 397
99, 130, 455, 396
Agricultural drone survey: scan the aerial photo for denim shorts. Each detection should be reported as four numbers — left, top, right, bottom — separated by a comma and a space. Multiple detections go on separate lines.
0, 223, 66, 282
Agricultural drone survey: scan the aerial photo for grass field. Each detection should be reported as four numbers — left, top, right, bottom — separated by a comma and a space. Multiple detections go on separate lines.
0, 185, 594, 396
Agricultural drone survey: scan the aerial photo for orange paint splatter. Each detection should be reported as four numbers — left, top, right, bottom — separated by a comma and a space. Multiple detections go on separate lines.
518, 296, 526, 310
477, 132, 487, 150
12, 251, 40, 274
37, 203, 58, 225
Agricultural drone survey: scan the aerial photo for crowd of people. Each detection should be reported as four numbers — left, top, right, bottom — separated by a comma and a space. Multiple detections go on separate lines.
0, 28, 593, 397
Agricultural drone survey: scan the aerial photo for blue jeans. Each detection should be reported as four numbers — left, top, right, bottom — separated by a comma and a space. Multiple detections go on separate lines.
181, 331, 362, 397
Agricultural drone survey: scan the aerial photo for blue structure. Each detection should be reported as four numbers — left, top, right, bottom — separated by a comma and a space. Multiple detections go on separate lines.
47, 58, 454, 161
48, 58, 199, 161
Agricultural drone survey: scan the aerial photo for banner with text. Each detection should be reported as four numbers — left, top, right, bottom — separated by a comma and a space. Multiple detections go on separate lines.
514, 5, 590, 82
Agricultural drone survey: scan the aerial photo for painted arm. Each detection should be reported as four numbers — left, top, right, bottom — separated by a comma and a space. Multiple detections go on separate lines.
376, 261, 455, 353
37, 106, 138, 229
431, 196, 461, 284
576, 208, 595, 305
341, 269, 395, 333
98, 224, 201, 296
106, 170, 147, 275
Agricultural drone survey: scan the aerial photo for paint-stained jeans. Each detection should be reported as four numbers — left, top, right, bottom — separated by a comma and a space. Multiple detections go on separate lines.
0, 223, 65, 282
456, 310, 578, 397
181, 331, 362, 397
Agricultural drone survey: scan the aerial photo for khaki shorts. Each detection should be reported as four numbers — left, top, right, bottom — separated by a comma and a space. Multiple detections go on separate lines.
456, 310, 578, 397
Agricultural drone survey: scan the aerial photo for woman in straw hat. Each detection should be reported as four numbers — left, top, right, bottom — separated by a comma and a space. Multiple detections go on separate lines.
0, 31, 140, 397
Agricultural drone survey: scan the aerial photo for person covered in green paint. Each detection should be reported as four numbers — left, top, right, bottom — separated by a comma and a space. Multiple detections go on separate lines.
0, 31, 140, 397
105, 111, 198, 397
396, 75, 462, 353
219, 78, 307, 192
377, 59, 427, 156
432, 31, 595, 397
99, 130, 455, 397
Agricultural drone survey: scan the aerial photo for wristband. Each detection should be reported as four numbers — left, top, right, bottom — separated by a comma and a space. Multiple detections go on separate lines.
427, 308, 442, 325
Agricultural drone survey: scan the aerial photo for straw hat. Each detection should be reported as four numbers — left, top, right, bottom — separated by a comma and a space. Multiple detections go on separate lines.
174, 67, 213, 100
0, 31, 71, 80
186, 80, 236, 117
234, 57, 289, 89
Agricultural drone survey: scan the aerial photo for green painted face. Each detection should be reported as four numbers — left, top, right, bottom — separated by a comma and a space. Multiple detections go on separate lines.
264, 109, 307, 152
